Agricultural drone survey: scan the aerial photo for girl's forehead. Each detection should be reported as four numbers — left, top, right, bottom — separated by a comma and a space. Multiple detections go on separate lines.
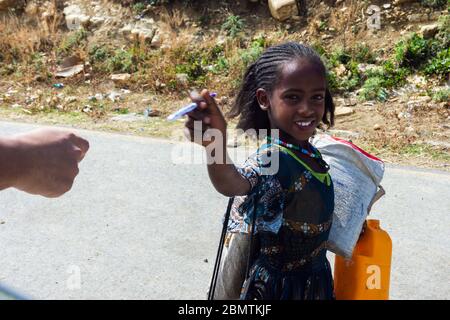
276, 58, 326, 89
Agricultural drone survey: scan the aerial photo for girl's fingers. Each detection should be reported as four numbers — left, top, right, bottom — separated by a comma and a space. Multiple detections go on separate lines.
186, 108, 208, 121
185, 116, 210, 131
189, 91, 212, 112
201, 89, 221, 114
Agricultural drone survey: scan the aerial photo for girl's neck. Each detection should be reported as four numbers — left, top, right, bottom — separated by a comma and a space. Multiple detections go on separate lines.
270, 130, 310, 149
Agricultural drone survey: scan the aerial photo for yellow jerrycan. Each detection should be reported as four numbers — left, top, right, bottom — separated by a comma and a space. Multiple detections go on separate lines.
334, 219, 392, 300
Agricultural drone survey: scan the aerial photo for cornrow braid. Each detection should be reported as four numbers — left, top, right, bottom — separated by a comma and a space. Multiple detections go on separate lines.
227, 42, 335, 136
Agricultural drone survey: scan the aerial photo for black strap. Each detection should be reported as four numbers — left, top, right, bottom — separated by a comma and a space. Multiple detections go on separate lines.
208, 197, 234, 300
245, 205, 258, 279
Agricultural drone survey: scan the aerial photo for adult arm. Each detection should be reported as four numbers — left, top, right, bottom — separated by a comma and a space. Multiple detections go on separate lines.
0, 128, 89, 197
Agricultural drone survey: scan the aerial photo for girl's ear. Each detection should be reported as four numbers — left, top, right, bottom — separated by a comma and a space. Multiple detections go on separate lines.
256, 88, 270, 111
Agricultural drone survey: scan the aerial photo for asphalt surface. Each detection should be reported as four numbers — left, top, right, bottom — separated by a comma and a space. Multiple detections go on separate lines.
0, 121, 449, 300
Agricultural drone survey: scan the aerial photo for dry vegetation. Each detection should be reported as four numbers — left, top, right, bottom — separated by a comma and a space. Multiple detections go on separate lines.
0, 0, 449, 169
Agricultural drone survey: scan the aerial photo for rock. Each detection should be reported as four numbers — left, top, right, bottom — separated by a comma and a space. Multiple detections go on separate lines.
120, 24, 134, 36
107, 91, 122, 102
143, 108, 160, 117
405, 126, 416, 137
407, 13, 428, 23
155, 79, 166, 89
65, 96, 78, 104
429, 12, 442, 21
321, 34, 333, 40
335, 107, 355, 117
335, 64, 347, 77
150, 32, 162, 48
216, 35, 227, 45
111, 73, 131, 86
397, 111, 412, 119
419, 24, 439, 39
383, 3, 391, 9
64, 4, 91, 31
373, 124, 381, 130
90, 16, 105, 28
55, 64, 84, 78
82, 105, 92, 113
139, 29, 156, 43
268, 0, 298, 21
175, 73, 189, 87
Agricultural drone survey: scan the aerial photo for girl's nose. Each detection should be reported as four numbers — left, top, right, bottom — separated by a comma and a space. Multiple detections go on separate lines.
296, 102, 315, 117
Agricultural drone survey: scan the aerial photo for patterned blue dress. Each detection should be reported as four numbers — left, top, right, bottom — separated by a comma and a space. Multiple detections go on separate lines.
227, 143, 335, 300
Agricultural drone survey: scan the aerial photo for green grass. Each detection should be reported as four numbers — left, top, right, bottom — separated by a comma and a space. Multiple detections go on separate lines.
400, 143, 450, 162
431, 87, 450, 102
57, 28, 88, 56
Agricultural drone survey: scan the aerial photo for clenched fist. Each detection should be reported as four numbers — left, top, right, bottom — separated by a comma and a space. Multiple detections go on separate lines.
0, 128, 89, 197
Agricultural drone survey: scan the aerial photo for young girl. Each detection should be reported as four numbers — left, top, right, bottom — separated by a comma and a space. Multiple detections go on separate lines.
184, 42, 335, 300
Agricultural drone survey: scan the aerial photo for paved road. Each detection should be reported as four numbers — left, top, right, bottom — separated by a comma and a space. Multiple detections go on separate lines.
0, 121, 449, 300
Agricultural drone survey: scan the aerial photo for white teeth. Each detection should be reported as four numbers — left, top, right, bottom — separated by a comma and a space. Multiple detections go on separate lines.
296, 120, 313, 127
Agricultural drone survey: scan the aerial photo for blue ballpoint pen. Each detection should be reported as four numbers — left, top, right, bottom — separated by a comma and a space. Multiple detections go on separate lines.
167, 92, 217, 121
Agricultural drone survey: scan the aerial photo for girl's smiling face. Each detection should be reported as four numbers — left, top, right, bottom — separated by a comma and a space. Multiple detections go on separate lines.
256, 58, 326, 147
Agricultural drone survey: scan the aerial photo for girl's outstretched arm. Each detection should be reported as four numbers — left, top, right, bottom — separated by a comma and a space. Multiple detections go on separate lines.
184, 89, 251, 197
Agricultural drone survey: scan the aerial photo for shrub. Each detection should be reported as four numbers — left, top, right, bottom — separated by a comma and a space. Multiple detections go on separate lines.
420, 0, 447, 8
424, 48, 450, 78
106, 49, 135, 73
395, 33, 429, 68
352, 44, 376, 64
381, 60, 410, 88
57, 28, 88, 56
359, 77, 389, 102
240, 37, 265, 67
221, 15, 245, 38
432, 88, 450, 102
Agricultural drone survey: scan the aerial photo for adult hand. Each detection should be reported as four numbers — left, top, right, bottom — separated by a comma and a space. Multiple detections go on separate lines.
5, 128, 89, 197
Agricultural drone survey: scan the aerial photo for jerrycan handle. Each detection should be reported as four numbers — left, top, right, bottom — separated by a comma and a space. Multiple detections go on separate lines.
367, 185, 386, 215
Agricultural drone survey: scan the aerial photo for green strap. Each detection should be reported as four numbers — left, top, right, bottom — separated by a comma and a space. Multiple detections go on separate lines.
274, 144, 331, 186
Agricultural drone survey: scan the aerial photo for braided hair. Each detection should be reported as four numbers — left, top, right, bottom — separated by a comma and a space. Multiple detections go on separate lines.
227, 42, 335, 136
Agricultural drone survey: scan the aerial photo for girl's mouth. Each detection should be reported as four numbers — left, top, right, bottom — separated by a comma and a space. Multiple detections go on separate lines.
295, 119, 315, 130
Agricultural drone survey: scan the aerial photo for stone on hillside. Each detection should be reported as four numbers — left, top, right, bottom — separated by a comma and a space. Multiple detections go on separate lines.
150, 32, 162, 48
111, 73, 131, 86
335, 107, 355, 117
64, 5, 90, 30
268, 0, 298, 21
55, 64, 84, 78
419, 24, 439, 39
176, 73, 189, 87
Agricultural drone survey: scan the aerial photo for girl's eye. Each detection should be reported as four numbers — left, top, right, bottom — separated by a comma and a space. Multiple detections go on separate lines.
286, 95, 300, 101
312, 94, 325, 101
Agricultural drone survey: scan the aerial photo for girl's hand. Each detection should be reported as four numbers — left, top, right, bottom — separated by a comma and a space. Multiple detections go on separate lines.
184, 89, 227, 148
